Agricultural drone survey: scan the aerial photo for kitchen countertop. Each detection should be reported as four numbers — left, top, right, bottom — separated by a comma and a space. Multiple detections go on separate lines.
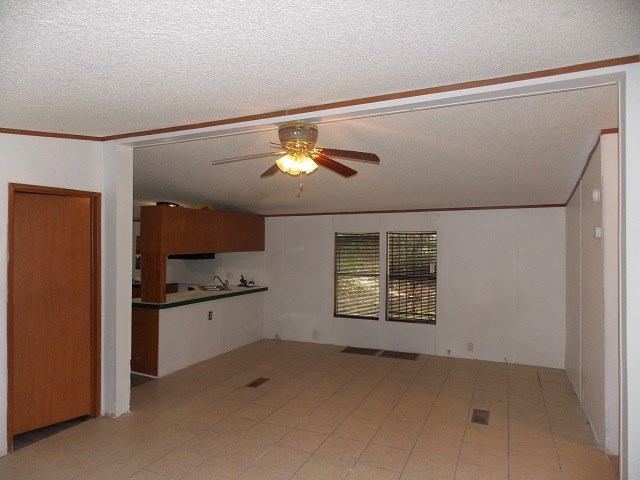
132, 286, 268, 309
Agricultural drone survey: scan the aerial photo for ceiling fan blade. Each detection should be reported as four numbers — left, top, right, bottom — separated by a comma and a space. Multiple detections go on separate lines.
314, 154, 357, 177
316, 148, 379, 163
260, 164, 280, 178
211, 151, 285, 166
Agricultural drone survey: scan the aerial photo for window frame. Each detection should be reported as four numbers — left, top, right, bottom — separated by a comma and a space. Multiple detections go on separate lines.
334, 232, 381, 321
385, 231, 437, 325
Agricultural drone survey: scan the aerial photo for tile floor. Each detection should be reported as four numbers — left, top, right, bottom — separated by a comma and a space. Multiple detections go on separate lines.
0, 340, 618, 479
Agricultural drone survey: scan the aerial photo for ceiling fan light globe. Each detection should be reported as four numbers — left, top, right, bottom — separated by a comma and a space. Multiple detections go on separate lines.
276, 154, 300, 175
276, 153, 318, 176
298, 156, 318, 174
278, 121, 318, 150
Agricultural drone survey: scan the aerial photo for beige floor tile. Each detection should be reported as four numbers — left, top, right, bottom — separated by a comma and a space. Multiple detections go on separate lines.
128, 471, 170, 480
181, 430, 239, 456
255, 446, 311, 476
180, 410, 227, 429
233, 403, 278, 421
454, 461, 506, 480
297, 413, 343, 435
551, 422, 598, 446
278, 429, 328, 453
294, 453, 354, 480
72, 460, 140, 480
0, 463, 46, 480
403, 451, 458, 480
414, 435, 461, 458
555, 441, 616, 475
359, 443, 410, 472
146, 449, 207, 478
217, 437, 274, 465
211, 417, 257, 436
315, 436, 366, 462
560, 461, 617, 480
243, 422, 291, 444
1, 342, 606, 480
348, 463, 400, 480
462, 424, 508, 448
115, 438, 176, 469
458, 441, 507, 469
333, 419, 381, 442
204, 398, 245, 416
26, 445, 105, 480
508, 450, 562, 480
238, 466, 290, 480
183, 456, 247, 479
264, 407, 310, 427
509, 430, 556, 458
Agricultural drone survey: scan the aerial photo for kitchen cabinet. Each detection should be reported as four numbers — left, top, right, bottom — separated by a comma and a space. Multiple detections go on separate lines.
139, 206, 264, 302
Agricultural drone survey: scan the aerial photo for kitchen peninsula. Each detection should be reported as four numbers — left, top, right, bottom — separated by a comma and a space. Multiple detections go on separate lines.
132, 205, 266, 377
132, 286, 267, 377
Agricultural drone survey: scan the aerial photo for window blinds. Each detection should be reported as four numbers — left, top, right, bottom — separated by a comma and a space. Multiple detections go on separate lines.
387, 232, 437, 323
335, 233, 380, 319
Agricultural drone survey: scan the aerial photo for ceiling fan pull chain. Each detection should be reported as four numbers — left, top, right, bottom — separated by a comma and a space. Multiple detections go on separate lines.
296, 174, 304, 197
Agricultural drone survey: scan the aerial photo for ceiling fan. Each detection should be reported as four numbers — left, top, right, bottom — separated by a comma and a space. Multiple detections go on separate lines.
211, 121, 380, 195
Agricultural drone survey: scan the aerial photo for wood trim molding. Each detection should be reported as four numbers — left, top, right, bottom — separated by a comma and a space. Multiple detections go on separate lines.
1, 56, 636, 142
7, 183, 101, 451
266, 203, 566, 218
565, 128, 619, 205
0, 128, 102, 142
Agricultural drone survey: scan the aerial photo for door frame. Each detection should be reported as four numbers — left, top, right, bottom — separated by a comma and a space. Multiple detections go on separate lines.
6, 183, 101, 451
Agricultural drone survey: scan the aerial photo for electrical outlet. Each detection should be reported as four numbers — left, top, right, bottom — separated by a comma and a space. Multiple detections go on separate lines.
466, 342, 474, 352
208, 311, 213, 321
312, 329, 319, 339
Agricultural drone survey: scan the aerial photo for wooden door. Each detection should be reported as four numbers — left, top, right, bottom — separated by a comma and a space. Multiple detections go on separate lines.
8, 186, 100, 438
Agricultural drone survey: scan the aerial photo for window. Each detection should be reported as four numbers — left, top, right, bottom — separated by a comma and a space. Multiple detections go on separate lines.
335, 233, 380, 319
387, 232, 437, 323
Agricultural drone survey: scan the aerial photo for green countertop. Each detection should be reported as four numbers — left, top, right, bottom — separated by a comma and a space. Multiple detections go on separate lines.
132, 286, 267, 309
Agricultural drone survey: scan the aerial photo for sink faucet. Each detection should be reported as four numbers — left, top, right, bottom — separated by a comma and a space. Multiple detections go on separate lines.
213, 275, 228, 288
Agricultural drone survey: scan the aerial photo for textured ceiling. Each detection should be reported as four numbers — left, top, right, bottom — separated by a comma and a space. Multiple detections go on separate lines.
133, 85, 618, 216
0, 0, 637, 136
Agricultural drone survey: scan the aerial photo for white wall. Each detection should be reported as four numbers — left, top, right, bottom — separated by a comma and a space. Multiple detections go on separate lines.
157, 292, 264, 376
622, 60, 640, 480
264, 207, 566, 367
0, 134, 102, 455
102, 141, 133, 418
579, 141, 606, 446
602, 134, 620, 454
565, 183, 581, 399
565, 132, 619, 453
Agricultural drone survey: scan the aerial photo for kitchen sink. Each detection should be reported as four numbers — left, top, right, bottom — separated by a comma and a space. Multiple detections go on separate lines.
196, 285, 229, 291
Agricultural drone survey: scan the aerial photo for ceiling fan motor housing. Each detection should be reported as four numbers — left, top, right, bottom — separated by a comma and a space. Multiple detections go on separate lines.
278, 121, 318, 151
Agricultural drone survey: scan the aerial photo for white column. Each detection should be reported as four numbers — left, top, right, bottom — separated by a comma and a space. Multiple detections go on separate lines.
621, 62, 640, 480
101, 141, 133, 416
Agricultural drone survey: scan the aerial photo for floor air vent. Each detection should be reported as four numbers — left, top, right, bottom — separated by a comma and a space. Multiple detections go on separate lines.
244, 377, 270, 388
471, 409, 490, 425
340, 347, 381, 356
379, 350, 420, 361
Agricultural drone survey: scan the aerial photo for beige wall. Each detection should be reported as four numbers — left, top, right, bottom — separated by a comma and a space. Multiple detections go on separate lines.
565, 132, 619, 453
264, 207, 566, 368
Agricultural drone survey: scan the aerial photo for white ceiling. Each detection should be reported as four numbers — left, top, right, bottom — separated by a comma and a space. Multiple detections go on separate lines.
0, 0, 637, 137
134, 85, 618, 216
0, 2, 631, 215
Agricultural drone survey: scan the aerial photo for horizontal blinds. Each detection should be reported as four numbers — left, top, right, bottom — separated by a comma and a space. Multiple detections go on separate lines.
335, 233, 380, 318
387, 232, 437, 323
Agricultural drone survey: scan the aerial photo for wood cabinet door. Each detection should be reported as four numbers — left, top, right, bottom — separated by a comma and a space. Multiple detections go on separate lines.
10, 191, 95, 435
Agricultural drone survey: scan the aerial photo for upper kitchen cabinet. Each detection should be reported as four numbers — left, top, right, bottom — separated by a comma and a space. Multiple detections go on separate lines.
139, 206, 264, 303
140, 206, 264, 255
